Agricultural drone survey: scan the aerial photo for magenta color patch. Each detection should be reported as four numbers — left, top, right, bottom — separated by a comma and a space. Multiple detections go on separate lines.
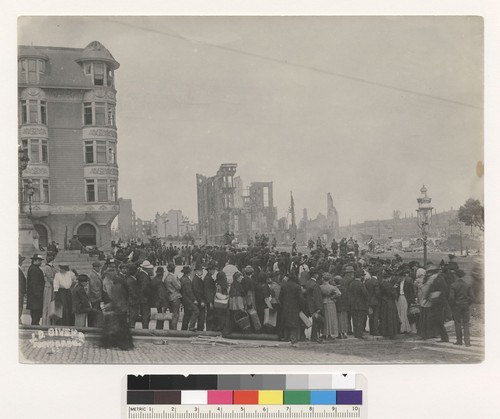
207, 390, 233, 404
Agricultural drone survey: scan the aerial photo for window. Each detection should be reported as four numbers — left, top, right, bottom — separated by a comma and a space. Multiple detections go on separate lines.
95, 102, 106, 125
84, 103, 93, 125
20, 100, 47, 125
107, 68, 113, 87
85, 141, 94, 163
108, 144, 116, 164
96, 141, 107, 163
83, 140, 116, 165
84, 63, 91, 75
94, 63, 104, 86
42, 180, 49, 203
110, 180, 117, 202
31, 140, 40, 163
83, 102, 114, 126
107, 104, 115, 126
21, 139, 48, 164
97, 179, 108, 202
19, 59, 45, 84
22, 178, 49, 203
86, 180, 95, 202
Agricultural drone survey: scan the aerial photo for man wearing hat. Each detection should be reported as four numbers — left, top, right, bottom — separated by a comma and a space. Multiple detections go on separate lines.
192, 263, 206, 331
203, 261, 217, 331
26, 254, 45, 325
87, 261, 103, 327
449, 269, 474, 346
343, 265, 355, 335
305, 267, 324, 343
137, 260, 154, 329
72, 274, 92, 327
19, 255, 27, 325
423, 263, 449, 342
165, 263, 181, 330
242, 265, 256, 312
180, 266, 200, 331
151, 266, 169, 330
349, 269, 369, 339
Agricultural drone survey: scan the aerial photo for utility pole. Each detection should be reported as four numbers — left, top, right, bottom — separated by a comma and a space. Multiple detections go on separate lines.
290, 191, 296, 239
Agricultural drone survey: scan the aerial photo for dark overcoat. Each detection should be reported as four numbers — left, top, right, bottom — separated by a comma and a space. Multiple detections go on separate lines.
280, 279, 304, 328
26, 264, 45, 310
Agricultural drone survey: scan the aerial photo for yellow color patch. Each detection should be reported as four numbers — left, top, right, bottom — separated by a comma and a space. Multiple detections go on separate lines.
258, 390, 283, 405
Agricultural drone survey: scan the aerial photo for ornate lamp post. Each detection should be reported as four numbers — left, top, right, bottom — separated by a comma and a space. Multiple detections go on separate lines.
19, 146, 37, 253
18, 146, 30, 213
416, 185, 434, 267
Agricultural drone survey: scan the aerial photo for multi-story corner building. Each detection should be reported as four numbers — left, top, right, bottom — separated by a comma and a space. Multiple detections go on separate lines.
18, 41, 120, 249
117, 198, 136, 240
197, 164, 276, 244
197, 164, 238, 244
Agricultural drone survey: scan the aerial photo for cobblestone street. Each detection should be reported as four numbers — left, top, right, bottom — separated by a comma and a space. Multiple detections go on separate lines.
19, 329, 483, 364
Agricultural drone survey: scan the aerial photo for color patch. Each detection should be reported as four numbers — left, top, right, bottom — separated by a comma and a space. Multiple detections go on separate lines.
128, 375, 150, 390
239, 375, 264, 390
283, 391, 311, 405
150, 375, 217, 390
331, 374, 356, 389
234, 390, 259, 404
337, 391, 362, 405
258, 391, 283, 405
311, 391, 336, 405
207, 391, 233, 405
261, 375, 286, 390
308, 375, 331, 389
154, 391, 181, 405
127, 391, 154, 405
181, 391, 208, 405
285, 375, 309, 390
218, 375, 240, 390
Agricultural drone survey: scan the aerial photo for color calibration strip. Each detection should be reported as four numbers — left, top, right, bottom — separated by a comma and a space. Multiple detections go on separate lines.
127, 374, 361, 405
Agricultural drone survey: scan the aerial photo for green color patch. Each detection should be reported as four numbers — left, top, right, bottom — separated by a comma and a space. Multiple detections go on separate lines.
283, 391, 311, 405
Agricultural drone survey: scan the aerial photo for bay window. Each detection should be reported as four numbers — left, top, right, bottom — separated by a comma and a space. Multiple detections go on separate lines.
84, 140, 116, 165
21, 139, 48, 164
20, 99, 47, 125
83, 101, 115, 127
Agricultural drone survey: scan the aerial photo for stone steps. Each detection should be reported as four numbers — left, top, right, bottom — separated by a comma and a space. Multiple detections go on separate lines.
21, 250, 100, 276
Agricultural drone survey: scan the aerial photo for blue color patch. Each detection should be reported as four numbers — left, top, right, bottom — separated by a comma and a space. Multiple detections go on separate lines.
310, 390, 337, 405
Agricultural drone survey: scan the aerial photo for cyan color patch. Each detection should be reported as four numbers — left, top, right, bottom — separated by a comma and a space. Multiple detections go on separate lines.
310, 390, 337, 405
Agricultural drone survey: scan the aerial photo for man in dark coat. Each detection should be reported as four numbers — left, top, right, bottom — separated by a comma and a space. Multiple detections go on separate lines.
365, 272, 381, 335
305, 268, 324, 343
425, 264, 450, 343
19, 255, 27, 324
192, 263, 206, 331
349, 269, 369, 338
279, 274, 304, 343
150, 266, 169, 330
124, 263, 141, 328
26, 254, 45, 325
136, 260, 154, 329
449, 269, 474, 346
342, 265, 355, 334
180, 266, 199, 331
203, 261, 217, 331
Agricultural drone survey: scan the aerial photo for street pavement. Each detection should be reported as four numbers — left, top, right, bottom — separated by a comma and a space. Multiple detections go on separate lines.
19, 325, 483, 364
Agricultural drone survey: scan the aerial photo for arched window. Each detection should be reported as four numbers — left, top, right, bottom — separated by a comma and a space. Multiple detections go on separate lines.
77, 223, 97, 246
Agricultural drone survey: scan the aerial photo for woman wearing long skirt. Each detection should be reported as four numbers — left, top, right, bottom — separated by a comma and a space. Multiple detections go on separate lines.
379, 276, 400, 339
334, 276, 349, 338
213, 271, 229, 332
396, 273, 414, 333
41, 253, 58, 325
320, 273, 341, 339
53, 264, 76, 326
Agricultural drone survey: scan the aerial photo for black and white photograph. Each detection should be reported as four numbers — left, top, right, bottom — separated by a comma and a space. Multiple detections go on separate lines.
16, 16, 484, 365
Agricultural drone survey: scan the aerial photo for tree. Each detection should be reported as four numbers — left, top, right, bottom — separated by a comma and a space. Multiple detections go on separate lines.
458, 198, 484, 233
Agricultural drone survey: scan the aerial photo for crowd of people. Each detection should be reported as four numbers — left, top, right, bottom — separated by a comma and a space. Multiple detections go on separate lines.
19, 235, 476, 350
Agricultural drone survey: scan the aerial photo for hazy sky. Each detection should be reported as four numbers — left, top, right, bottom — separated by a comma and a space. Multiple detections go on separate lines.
18, 16, 483, 225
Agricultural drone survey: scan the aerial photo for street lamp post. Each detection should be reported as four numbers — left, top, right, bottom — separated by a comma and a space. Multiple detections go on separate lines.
18, 146, 37, 254
416, 185, 434, 267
